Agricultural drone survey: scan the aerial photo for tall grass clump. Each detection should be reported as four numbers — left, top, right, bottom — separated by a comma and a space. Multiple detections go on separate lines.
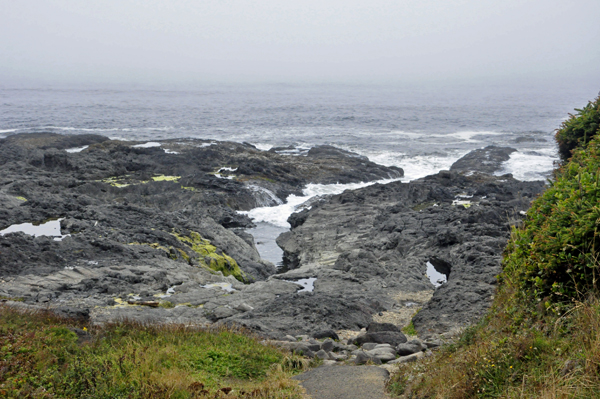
0, 307, 305, 398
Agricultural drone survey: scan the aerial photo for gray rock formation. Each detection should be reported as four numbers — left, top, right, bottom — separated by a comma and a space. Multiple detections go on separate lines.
0, 133, 545, 342
450, 145, 516, 175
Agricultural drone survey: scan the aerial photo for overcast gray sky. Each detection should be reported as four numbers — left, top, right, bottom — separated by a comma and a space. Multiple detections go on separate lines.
1, 0, 599, 85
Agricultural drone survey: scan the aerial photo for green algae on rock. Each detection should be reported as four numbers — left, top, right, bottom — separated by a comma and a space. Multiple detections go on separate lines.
151, 175, 180, 182
172, 231, 247, 283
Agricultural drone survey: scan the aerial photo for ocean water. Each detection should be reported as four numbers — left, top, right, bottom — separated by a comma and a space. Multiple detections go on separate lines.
1, 82, 595, 265
2, 82, 594, 180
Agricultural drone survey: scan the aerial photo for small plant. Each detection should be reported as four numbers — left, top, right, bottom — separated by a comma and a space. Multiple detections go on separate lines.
402, 321, 417, 336
159, 301, 175, 309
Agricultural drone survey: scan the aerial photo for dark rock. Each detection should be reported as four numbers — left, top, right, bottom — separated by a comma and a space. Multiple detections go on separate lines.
312, 329, 340, 341
276, 169, 545, 337
396, 341, 426, 356
353, 331, 407, 346
321, 339, 335, 353
0, 133, 545, 342
353, 351, 382, 365
315, 349, 329, 360
292, 345, 315, 358
362, 343, 378, 351
450, 146, 517, 175
54, 307, 90, 322
366, 322, 401, 333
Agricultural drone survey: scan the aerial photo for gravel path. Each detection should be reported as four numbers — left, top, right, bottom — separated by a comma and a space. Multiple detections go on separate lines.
293, 365, 391, 399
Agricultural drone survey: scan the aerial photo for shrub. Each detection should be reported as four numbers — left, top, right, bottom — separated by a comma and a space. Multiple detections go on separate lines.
502, 134, 600, 303
555, 94, 600, 162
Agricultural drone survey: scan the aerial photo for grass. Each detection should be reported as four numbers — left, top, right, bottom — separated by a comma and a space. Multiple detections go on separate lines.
402, 321, 417, 336
0, 306, 307, 398
387, 287, 600, 398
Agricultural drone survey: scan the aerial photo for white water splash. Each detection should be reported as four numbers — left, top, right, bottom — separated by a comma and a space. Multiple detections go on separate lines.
65, 145, 88, 153
241, 178, 401, 228
495, 148, 557, 181
132, 142, 161, 148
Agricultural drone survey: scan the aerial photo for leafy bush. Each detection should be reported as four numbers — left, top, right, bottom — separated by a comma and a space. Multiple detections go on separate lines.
555, 94, 600, 162
502, 134, 600, 303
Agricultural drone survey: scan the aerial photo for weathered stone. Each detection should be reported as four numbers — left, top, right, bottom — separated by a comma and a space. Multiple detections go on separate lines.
353, 351, 382, 365
353, 331, 407, 347
321, 339, 335, 352
396, 340, 426, 356
312, 329, 340, 341
362, 343, 378, 351
387, 352, 425, 364
365, 347, 397, 362
367, 322, 401, 333
315, 349, 329, 360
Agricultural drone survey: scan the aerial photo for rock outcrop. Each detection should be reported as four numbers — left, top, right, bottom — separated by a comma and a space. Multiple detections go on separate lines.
0, 133, 545, 340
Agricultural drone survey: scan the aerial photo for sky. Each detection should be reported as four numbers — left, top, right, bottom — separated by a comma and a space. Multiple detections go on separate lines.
1, 0, 599, 86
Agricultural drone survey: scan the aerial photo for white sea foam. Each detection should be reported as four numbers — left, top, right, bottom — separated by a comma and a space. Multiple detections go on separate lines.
253, 143, 273, 151
442, 131, 507, 143
0, 129, 17, 134
241, 178, 401, 228
132, 142, 161, 148
496, 148, 557, 181
65, 145, 88, 153
363, 150, 468, 181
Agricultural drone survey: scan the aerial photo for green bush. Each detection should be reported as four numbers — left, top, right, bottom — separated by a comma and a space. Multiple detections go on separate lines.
555, 94, 600, 162
502, 134, 600, 302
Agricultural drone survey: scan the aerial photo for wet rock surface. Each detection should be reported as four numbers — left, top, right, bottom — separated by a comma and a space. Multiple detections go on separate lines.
450, 145, 517, 175
0, 133, 545, 342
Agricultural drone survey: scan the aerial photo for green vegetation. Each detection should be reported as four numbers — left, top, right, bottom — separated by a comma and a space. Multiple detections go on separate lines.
401, 321, 417, 336
130, 231, 248, 283
388, 95, 600, 398
503, 135, 600, 304
0, 306, 305, 398
151, 175, 181, 182
172, 231, 247, 283
555, 94, 600, 162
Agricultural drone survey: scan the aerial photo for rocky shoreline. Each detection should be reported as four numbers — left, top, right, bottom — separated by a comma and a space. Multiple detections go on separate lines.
0, 133, 545, 346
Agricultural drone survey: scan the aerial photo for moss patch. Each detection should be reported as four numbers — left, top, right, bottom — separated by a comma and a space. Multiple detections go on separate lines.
172, 231, 247, 283
15, 196, 27, 202
151, 175, 180, 182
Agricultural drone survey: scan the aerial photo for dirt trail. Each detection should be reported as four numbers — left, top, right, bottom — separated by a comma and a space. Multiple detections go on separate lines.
293, 365, 391, 399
